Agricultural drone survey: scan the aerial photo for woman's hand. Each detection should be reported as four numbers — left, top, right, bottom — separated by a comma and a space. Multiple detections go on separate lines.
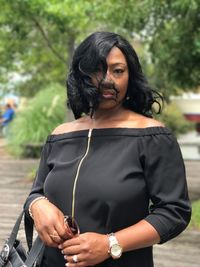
31, 198, 73, 247
59, 232, 110, 266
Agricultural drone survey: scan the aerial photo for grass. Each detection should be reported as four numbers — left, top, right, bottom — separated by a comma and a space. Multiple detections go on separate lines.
26, 166, 37, 182
189, 200, 200, 229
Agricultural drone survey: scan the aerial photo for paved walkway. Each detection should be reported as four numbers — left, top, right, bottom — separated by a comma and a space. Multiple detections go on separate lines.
0, 139, 200, 266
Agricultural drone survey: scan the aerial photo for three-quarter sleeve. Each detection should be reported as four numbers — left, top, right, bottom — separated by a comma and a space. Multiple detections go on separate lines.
140, 132, 191, 243
24, 140, 52, 217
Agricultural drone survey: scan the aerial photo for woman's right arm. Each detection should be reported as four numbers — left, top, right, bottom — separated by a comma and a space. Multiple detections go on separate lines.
24, 141, 71, 247
24, 142, 52, 213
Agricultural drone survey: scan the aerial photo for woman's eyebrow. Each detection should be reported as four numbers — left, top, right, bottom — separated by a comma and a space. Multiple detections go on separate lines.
108, 63, 127, 67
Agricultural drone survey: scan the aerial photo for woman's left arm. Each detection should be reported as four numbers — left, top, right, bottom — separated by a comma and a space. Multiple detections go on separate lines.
141, 133, 191, 244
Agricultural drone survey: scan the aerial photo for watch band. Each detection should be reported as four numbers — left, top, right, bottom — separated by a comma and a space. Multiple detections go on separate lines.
107, 233, 123, 259
108, 233, 118, 247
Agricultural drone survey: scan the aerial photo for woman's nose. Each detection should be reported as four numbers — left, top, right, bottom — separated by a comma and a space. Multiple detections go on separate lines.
104, 70, 112, 82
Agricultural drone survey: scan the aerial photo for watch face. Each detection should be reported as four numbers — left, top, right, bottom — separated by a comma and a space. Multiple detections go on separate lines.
111, 244, 122, 258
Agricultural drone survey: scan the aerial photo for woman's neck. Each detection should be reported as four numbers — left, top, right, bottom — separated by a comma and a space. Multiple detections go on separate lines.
92, 106, 126, 122
83, 106, 134, 129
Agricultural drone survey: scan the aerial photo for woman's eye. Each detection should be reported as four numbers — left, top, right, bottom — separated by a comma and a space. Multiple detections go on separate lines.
113, 69, 124, 74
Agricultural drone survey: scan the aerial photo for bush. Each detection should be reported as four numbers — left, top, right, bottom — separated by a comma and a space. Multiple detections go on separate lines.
189, 200, 200, 230
156, 102, 195, 136
8, 84, 67, 157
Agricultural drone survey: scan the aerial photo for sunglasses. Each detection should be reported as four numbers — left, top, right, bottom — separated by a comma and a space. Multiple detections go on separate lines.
64, 215, 80, 236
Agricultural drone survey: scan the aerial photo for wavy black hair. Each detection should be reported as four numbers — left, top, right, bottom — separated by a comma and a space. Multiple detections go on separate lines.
66, 31, 162, 119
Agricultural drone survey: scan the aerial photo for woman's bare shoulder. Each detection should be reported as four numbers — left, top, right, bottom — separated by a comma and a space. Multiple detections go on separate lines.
142, 117, 165, 128
51, 117, 90, 135
51, 122, 75, 135
128, 112, 165, 128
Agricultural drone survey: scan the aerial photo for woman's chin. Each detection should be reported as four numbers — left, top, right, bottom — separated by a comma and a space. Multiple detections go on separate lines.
98, 99, 121, 110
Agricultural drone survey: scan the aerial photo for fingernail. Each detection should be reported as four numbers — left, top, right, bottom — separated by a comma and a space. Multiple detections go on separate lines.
65, 263, 69, 267
58, 245, 62, 249
61, 250, 64, 254
64, 255, 67, 260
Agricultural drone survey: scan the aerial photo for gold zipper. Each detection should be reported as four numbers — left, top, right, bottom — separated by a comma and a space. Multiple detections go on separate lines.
71, 128, 93, 218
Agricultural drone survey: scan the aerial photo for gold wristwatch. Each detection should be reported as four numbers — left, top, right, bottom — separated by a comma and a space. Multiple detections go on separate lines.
107, 233, 123, 259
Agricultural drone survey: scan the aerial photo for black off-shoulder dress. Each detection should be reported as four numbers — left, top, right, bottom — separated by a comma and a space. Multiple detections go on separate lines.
24, 127, 191, 267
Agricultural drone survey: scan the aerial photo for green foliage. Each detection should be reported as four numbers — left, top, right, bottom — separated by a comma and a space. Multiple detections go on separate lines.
148, 0, 200, 92
26, 166, 37, 181
8, 83, 66, 157
0, 0, 199, 98
157, 102, 194, 136
0, 0, 170, 97
0, 0, 102, 96
189, 200, 200, 230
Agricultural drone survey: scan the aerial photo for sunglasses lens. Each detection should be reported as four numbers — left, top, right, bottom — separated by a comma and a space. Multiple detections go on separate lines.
64, 216, 80, 235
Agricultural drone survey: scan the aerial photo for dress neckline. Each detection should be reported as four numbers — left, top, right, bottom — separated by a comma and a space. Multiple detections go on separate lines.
47, 127, 171, 142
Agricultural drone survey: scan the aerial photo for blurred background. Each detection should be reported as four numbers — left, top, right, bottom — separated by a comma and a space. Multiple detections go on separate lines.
0, 0, 199, 158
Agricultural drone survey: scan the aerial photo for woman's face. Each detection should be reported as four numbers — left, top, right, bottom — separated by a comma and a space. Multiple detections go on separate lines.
91, 46, 129, 110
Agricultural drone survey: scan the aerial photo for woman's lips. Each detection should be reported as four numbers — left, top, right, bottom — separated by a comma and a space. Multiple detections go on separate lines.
101, 90, 116, 99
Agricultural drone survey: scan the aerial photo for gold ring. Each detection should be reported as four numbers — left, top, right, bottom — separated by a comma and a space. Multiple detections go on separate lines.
49, 230, 59, 239
49, 234, 59, 238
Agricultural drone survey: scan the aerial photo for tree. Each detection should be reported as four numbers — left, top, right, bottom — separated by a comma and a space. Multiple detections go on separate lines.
146, 0, 200, 94
0, 0, 101, 96
0, 0, 156, 96
0, 0, 199, 98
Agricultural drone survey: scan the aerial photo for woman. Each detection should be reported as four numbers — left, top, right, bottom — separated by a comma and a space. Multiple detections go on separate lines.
24, 32, 191, 267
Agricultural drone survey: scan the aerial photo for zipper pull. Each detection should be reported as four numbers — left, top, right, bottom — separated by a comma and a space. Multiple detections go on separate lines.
88, 128, 92, 138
